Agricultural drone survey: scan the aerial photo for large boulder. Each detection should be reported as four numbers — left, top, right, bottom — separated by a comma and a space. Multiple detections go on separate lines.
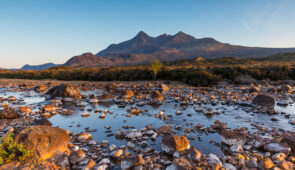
45, 84, 81, 99
15, 125, 70, 160
0, 107, 19, 119
162, 135, 190, 154
252, 94, 275, 109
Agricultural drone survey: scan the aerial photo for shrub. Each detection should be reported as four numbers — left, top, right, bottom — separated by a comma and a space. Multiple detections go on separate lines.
0, 133, 32, 164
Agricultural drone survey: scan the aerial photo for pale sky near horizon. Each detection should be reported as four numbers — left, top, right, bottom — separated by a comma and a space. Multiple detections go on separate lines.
0, 0, 295, 68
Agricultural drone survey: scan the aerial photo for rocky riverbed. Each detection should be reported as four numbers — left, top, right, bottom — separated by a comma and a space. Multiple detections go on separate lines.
0, 79, 295, 169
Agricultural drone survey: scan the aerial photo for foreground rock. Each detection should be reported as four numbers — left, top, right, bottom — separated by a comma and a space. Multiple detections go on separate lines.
45, 84, 81, 99
162, 135, 190, 154
15, 125, 70, 160
121, 154, 144, 170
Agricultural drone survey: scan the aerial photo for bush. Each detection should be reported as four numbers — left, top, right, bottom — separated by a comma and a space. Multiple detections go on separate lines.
0, 133, 32, 164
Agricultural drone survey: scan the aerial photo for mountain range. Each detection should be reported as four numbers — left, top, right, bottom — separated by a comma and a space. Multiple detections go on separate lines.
21, 63, 58, 70
20, 31, 295, 69
64, 31, 295, 67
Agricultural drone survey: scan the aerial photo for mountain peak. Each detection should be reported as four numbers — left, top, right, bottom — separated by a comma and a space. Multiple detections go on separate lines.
172, 31, 196, 43
135, 31, 150, 39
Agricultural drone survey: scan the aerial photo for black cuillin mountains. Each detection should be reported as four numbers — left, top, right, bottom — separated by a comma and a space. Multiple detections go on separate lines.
64, 31, 295, 67
23, 31, 295, 69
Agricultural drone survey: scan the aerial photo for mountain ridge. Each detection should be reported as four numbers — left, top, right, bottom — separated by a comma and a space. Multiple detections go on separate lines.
63, 31, 295, 67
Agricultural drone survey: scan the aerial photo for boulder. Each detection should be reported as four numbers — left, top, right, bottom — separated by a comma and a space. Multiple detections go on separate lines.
15, 125, 70, 160
221, 129, 246, 145
252, 94, 275, 109
42, 104, 56, 112
46, 84, 81, 99
264, 143, 291, 154
0, 107, 19, 119
187, 147, 201, 161
162, 135, 190, 154
120, 154, 144, 170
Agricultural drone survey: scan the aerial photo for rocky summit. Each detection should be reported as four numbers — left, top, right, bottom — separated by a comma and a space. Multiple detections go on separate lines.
0, 79, 295, 169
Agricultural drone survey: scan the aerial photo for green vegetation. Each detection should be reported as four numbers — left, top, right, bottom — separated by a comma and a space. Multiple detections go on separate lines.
150, 58, 164, 79
0, 133, 32, 164
1, 54, 295, 86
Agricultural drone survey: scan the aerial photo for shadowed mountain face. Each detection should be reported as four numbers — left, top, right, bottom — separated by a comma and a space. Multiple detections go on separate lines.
21, 63, 57, 70
64, 31, 295, 67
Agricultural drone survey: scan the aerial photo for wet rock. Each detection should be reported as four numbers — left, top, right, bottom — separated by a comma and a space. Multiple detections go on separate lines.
34, 85, 46, 93
42, 104, 56, 112
116, 129, 127, 139
15, 125, 70, 160
121, 154, 144, 170
187, 147, 201, 161
19, 106, 32, 114
84, 159, 96, 170
46, 84, 81, 99
221, 129, 246, 145
230, 144, 243, 153
272, 153, 286, 163
208, 153, 222, 169
151, 90, 164, 103
110, 149, 123, 158
249, 86, 260, 93
0, 107, 19, 119
69, 149, 85, 165
160, 84, 169, 93
78, 132, 92, 142
264, 143, 291, 154
223, 163, 237, 170
277, 160, 294, 170
126, 130, 142, 139
282, 132, 295, 152
158, 125, 171, 134
260, 157, 274, 169
281, 84, 293, 93
252, 93, 275, 109
162, 135, 190, 155
122, 90, 134, 99
98, 94, 113, 103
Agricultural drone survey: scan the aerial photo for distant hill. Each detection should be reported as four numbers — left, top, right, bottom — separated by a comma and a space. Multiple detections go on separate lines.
21, 63, 58, 70
256, 52, 295, 62
64, 31, 295, 67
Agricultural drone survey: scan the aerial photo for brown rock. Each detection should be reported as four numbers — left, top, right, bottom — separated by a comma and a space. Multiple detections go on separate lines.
162, 135, 190, 154
46, 84, 81, 99
282, 132, 295, 153
151, 90, 164, 102
278, 160, 294, 170
260, 158, 274, 169
0, 107, 19, 119
19, 106, 32, 113
15, 125, 70, 160
252, 94, 275, 109
42, 104, 56, 112
121, 154, 144, 170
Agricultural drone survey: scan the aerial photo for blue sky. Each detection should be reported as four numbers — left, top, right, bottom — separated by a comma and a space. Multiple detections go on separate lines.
0, 0, 295, 68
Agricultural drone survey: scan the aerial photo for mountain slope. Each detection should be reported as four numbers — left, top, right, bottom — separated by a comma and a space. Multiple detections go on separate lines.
21, 63, 57, 70
64, 31, 295, 67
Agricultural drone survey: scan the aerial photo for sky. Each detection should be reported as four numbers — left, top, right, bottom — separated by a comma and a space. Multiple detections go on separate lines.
0, 0, 295, 69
